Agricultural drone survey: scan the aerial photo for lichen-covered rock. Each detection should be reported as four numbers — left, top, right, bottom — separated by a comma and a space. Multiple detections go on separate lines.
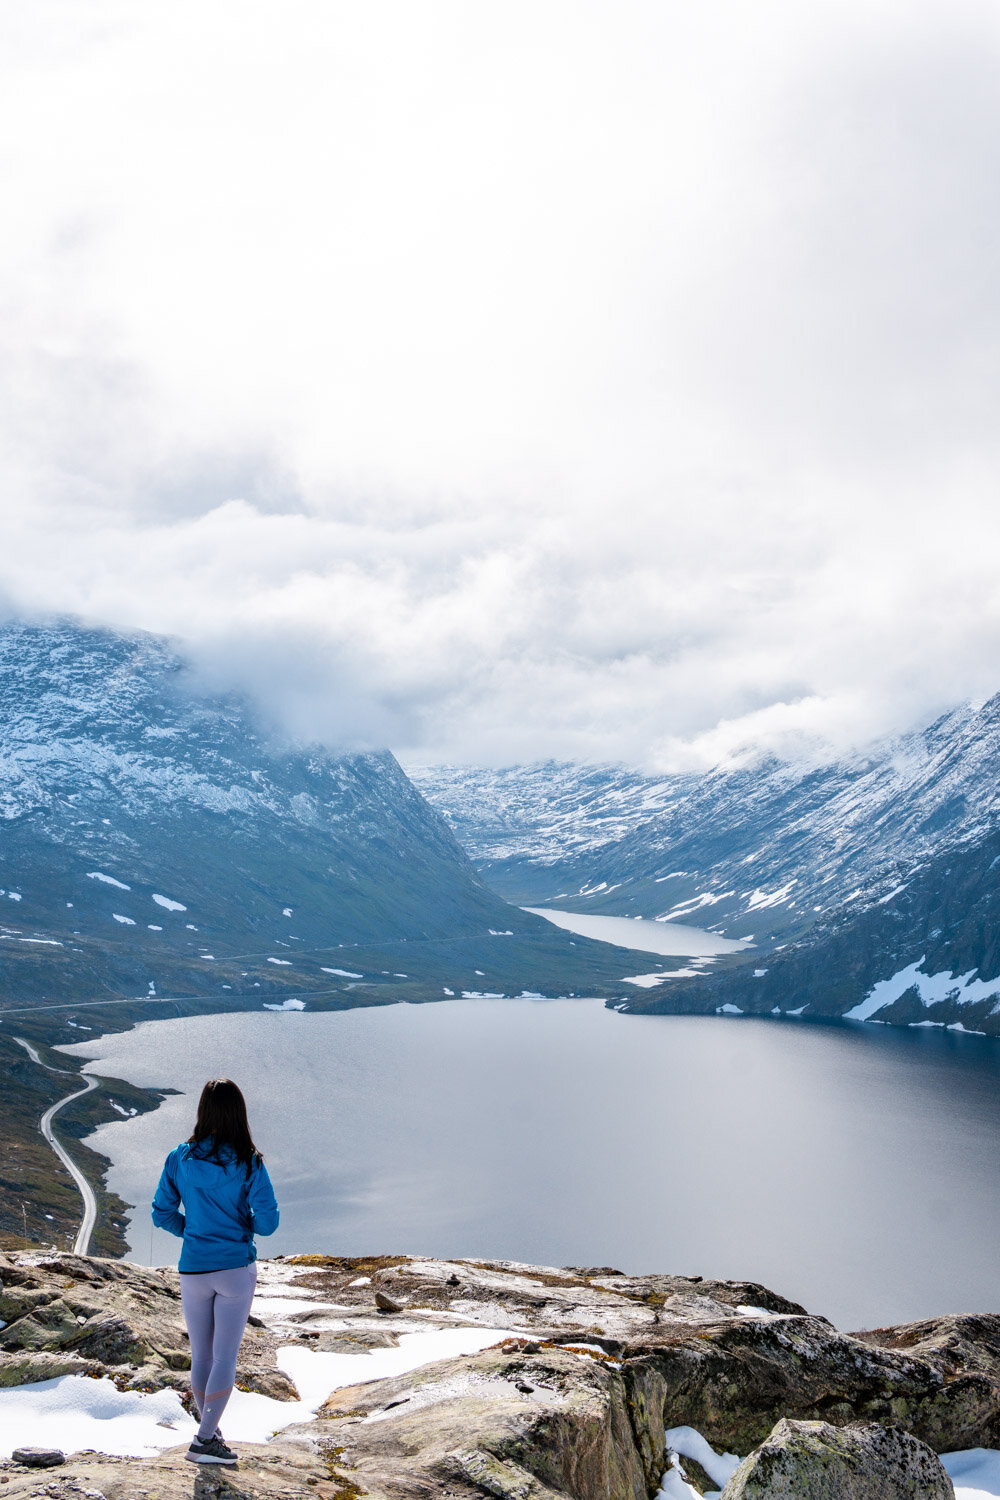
308, 1341, 649, 1500
238, 1366, 300, 1401
0, 1350, 106, 1387
0, 1251, 287, 1396
719, 1418, 954, 1499
625, 1310, 1000, 1453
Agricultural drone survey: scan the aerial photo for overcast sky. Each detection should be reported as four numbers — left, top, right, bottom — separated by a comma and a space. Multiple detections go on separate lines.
3, 0, 1000, 768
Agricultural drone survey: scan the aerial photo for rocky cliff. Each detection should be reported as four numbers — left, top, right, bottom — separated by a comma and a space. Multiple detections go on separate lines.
2, 1249, 998, 1497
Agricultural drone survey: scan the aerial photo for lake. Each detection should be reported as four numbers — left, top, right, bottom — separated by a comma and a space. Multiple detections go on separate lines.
62, 997, 1000, 1332
522, 907, 748, 956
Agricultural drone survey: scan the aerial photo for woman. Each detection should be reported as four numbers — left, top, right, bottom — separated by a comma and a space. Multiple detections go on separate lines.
152, 1078, 279, 1466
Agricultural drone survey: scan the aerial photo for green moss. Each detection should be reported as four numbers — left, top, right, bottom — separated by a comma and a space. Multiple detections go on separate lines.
322, 1446, 366, 1499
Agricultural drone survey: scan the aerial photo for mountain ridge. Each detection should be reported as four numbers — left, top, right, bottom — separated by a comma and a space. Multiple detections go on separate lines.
0, 620, 671, 1015
411, 695, 1000, 1033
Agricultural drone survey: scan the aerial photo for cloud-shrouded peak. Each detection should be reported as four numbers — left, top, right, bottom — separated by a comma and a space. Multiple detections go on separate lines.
3, 0, 1000, 767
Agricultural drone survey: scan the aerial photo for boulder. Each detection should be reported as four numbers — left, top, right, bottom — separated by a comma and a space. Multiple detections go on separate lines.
719, 1418, 954, 1499
11, 1448, 65, 1468
308, 1341, 651, 1500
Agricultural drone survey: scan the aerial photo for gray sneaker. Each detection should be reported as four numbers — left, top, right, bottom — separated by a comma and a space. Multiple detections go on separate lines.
186, 1433, 238, 1465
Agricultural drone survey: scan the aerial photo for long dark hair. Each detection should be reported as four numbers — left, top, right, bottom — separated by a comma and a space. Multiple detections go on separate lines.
188, 1078, 262, 1175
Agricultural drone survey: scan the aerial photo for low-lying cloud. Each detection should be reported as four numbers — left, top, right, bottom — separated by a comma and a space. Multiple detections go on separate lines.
2, 0, 1000, 768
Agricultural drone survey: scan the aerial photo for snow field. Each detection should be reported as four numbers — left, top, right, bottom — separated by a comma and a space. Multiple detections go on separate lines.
846, 958, 1000, 1023
0, 1326, 521, 1460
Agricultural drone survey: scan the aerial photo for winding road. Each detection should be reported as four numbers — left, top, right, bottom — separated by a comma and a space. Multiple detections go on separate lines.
14, 1037, 100, 1255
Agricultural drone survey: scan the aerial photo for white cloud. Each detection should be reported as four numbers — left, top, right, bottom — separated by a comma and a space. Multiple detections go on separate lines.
2, 0, 1000, 767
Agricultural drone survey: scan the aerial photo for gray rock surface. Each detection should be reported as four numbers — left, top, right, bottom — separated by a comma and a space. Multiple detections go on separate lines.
1, 1251, 998, 1498
0, 1250, 289, 1397
10, 1447, 65, 1468
719, 1417, 954, 1499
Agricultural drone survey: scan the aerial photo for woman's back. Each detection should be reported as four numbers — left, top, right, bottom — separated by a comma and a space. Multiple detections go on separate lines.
154, 1141, 279, 1273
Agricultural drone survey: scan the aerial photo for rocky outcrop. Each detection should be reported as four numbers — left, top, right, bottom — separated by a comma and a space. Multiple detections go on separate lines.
312, 1341, 650, 1500
0, 1247, 290, 1398
1, 1251, 998, 1498
718, 1417, 954, 1499
618, 1308, 1000, 1455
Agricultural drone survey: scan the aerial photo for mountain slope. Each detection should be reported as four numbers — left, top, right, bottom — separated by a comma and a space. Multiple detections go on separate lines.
0, 623, 663, 1011
410, 699, 1000, 1034
625, 825, 1000, 1034
409, 696, 1000, 948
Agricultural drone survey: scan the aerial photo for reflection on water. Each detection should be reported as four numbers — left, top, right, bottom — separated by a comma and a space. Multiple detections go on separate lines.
63, 999, 1000, 1330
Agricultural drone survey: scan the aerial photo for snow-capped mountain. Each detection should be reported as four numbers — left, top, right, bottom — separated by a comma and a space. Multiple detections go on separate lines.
409, 697, 1000, 946
625, 823, 1000, 1034
0, 623, 656, 1009
410, 698, 1000, 1033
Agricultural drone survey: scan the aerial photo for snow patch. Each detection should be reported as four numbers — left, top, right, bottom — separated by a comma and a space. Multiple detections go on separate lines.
112, 913, 135, 926
321, 967, 364, 978
943, 1446, 1000, 1498
623, 968, 706, 986
267, 957, 293, 966
745, 881, 796, 911
660, 891, 732, 921
0, 1327, 521, 1460
716, 1003, 744, 1015
152, 894, 186, 912
263, 998, 306, 1011
661, 1427, 741, 1493
844, 959, 1000, 1023
87, 872, 131, 891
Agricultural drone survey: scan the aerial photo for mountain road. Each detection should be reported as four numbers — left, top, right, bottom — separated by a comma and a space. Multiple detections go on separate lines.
14, 1037, 100, 1255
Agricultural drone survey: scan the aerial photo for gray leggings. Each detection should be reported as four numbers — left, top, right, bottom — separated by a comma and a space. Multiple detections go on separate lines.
180, 1263, 257, 1440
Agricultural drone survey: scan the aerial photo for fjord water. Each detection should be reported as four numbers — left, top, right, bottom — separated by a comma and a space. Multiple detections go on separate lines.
522, 907, 749, 955
64, 999, 1000, 1330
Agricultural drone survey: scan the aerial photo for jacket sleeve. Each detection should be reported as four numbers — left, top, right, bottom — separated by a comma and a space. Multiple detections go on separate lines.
247, 1160, 279, 1237
151, 1150, 186, 1237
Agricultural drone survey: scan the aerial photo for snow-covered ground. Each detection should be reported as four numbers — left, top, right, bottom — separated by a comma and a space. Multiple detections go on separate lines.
0, 1325, 519, 1460
523, 907, 749, 956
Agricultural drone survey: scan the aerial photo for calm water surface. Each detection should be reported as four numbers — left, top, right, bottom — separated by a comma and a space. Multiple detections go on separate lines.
63, 999, 1000, 1330
522, 908, 748, 955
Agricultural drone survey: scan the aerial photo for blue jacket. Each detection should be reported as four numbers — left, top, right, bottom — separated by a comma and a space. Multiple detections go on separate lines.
152, 1141, 279, 1273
